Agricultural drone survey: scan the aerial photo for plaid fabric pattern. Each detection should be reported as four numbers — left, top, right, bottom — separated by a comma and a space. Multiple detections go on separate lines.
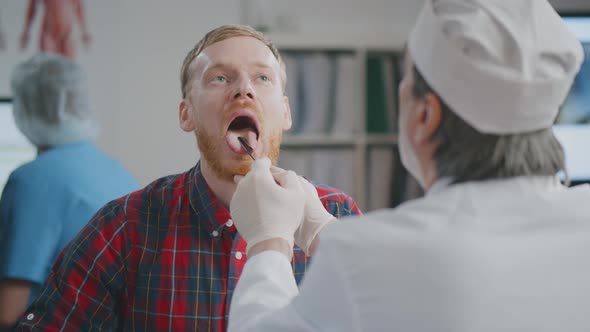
16, 162, 361, 332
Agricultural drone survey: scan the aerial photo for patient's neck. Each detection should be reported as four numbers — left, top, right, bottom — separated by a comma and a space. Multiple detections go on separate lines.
200, 161, 237, 209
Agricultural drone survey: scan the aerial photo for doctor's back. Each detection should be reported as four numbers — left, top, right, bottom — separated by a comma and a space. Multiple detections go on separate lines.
1, 142, 139, 269
311, 178, 590, 331
0, 54, 139, 321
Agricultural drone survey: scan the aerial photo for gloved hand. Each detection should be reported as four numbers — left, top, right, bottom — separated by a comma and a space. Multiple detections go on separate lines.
294, 178, 337, 256
230, 157, 306, 255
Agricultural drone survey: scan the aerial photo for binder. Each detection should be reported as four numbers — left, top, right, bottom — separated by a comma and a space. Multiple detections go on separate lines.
331, 54, 357, 136
299, 52, 332, 134
309, 149, 355, 198
366, 55, 390, 133
282, 52, 302, 135
367, 146, 395, 210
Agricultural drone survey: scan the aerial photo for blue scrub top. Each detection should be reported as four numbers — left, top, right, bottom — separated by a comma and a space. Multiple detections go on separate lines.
0, 142, 139, 305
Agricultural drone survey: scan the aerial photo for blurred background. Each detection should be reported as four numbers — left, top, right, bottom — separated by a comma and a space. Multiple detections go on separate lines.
1, 0, 589, 211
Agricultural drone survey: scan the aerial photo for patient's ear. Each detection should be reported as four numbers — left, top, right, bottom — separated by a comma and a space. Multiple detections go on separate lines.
179, 100, 195, 132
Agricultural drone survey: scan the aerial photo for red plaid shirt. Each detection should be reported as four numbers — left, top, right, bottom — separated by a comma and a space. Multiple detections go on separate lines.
16, 162, 361, 331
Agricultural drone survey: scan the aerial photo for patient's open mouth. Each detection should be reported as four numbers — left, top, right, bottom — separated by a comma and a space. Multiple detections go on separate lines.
225, 115, 260, 155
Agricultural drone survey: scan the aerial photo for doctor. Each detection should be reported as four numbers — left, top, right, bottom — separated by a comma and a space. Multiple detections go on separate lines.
228, 0, 590, 331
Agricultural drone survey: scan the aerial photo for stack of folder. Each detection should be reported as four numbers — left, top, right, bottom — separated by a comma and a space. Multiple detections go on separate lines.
279, 50, 416, 211
282, 51, 357, 137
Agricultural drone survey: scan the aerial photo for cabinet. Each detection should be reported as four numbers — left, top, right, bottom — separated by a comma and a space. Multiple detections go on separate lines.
270, 32, 422, 211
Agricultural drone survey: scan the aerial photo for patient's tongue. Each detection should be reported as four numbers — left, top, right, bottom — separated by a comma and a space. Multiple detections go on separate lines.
226, 129, 258, 154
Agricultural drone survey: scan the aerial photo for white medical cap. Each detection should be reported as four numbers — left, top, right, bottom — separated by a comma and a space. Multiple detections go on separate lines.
10, 53, 98, 147
408, 0, 585, 134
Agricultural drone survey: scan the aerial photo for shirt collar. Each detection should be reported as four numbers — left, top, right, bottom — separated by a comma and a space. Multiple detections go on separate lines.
186, 161, 235, 236
426, 177, 453, 196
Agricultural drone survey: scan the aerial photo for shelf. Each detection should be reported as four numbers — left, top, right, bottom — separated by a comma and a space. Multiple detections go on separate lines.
364, 134, 398, 145
282, 135, 356, 147
268, 32, 406, 51
281, 134, 398, 147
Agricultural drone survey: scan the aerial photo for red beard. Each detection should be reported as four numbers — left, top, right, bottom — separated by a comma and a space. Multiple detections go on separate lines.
195, 101, 283, 182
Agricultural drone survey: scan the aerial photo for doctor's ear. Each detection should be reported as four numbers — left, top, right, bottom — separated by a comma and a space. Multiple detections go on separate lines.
415, 94, 443, 143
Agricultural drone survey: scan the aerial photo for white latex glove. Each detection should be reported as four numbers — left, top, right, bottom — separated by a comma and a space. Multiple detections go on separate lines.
230, 158, 306, 254
294, 178, 337, 256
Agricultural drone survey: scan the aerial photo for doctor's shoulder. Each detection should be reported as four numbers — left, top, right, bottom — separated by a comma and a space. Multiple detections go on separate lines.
320, 186, 464, 246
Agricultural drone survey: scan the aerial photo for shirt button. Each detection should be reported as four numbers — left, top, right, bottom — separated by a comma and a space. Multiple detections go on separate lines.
212, 230, 219, 237
225, 219, 233, 227
27, 313, 35, 320
235, 251, 243, 260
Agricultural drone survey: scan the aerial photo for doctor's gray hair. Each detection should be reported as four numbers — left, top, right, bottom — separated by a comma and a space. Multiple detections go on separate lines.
11, 53, 98, 148
411, 66, 566, 183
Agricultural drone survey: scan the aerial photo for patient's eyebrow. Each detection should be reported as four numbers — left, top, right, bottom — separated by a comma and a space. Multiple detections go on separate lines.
205, 61, 274, 72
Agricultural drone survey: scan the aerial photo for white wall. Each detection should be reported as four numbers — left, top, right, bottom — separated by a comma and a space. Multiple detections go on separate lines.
0, 0, 425, 184
2, 0, 585, 184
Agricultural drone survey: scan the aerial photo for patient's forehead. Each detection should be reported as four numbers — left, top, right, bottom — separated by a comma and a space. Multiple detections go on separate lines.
191, 36, 280, 78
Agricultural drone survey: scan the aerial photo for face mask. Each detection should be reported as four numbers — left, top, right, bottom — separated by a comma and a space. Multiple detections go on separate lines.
399, 128, 425, 188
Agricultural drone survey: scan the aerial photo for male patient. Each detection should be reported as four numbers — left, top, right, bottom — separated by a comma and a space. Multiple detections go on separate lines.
14, 24, 360, 331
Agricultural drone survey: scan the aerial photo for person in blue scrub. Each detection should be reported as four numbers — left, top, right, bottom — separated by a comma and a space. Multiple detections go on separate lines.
0, 53, 139, 329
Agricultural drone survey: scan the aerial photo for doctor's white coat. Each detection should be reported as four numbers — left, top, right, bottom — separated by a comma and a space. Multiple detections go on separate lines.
229, 176, 590, 332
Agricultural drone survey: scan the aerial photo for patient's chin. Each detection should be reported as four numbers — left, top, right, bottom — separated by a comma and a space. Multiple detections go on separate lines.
209, 159, 252, 183
230, 161, 252, 178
